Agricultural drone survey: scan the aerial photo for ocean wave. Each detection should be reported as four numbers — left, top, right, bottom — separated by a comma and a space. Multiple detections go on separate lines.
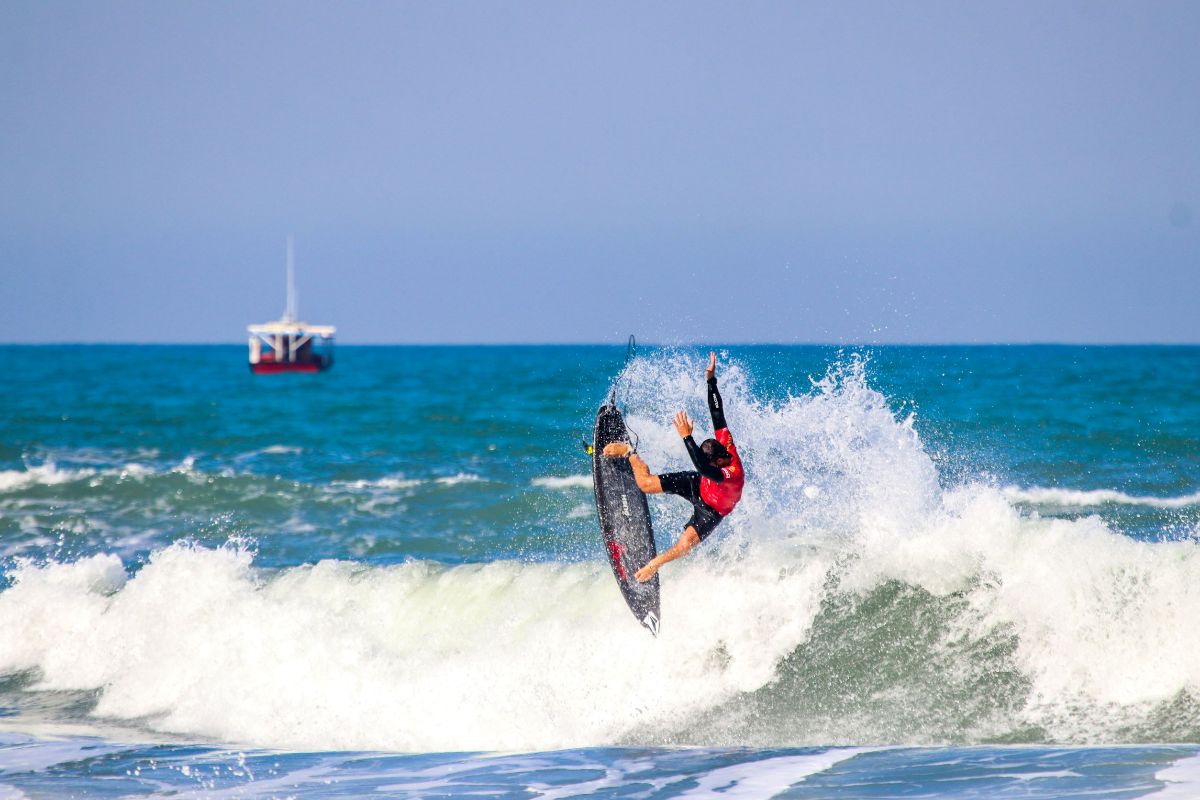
232, 445, 305, 462
0, 463, 452, 502
0, 462, 170, 494
4, 350, 1200, 756
1003, 486, 1200, 510
331, 476, 424, 492
0, 464, 96, 492
7, 492, 1200, 753
5, 356, 1200, 752
531, 475, 592, 490
434, 473, 485, 486
0, 542, 828, 751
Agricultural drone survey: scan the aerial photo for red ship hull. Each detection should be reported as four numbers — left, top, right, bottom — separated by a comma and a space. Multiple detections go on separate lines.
250, 361, 326, 374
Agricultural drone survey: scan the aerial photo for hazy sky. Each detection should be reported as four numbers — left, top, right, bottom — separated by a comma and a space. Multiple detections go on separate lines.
2, 2, 1198, 343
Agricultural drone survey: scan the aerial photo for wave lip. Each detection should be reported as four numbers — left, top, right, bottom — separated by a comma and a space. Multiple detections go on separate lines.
1003, 486, 1200, 509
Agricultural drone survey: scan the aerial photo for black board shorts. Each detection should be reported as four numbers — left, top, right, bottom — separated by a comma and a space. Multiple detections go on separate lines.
658, 471, 725, 542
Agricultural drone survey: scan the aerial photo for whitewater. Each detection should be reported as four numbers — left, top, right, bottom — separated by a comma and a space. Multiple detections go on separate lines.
2, 344, 1199, 797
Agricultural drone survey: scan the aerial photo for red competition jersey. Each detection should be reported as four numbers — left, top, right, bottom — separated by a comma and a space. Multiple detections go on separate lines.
699, 428, 744, 515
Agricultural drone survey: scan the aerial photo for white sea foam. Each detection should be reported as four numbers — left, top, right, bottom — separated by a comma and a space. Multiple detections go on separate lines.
252, 445, 303, 457
0, 541, 832, 752
171, 456, 197, 474
0, 462, 161, 493
1003, 486, 1200, 509
434, 473, 484, 486
520, 759, 659, 800
0, 734, 132, 774
88, 463, 155, 485
1148, 752, 1200, 799
0, 464, 96, 492
331, 476, 423, 492
682, 748, 873, 798
531, 475, 592, 490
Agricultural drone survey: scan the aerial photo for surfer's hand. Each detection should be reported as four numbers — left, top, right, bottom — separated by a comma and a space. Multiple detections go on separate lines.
706, 351, 716, 380
602, 442, 631, 458
673, 411, 693, 438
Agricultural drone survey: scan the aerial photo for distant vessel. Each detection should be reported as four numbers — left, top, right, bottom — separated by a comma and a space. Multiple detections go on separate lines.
247, 237, 335, 374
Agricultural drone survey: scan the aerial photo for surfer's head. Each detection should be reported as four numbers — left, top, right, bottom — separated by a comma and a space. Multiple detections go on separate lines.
700, 438, 732, 467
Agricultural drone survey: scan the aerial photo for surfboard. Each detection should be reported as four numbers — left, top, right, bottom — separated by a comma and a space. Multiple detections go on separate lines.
592, 398, 661, 636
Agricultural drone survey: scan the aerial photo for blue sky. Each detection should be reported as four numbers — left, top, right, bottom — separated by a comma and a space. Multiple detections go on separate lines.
2, 2, 1198, 343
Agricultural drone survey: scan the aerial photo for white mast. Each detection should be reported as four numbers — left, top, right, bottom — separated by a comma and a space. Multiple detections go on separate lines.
284, 235, 297, 322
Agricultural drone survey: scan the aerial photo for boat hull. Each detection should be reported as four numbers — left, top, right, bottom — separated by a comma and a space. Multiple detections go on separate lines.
249, 361, 327, 374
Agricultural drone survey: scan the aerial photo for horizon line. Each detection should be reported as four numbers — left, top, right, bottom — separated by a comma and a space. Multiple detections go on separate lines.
2, 340, 1198, 348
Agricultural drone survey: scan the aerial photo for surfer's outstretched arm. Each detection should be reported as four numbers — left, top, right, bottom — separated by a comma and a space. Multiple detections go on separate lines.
706, 352, 728, 432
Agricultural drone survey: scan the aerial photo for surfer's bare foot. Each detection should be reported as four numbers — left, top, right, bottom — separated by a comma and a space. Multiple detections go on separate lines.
635, 563, 657, 582
602, 442, 631, 457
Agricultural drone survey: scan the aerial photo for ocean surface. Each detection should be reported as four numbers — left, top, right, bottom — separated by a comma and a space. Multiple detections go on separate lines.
2, 343, 1200, 798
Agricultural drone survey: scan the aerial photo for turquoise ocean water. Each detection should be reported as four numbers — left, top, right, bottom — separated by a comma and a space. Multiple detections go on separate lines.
2, 344, 1200, 798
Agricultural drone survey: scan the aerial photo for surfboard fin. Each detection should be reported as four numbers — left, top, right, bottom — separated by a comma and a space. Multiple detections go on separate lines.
581, 437, 594, 456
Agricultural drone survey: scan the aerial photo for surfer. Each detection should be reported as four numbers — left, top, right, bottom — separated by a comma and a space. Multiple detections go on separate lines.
603, 352, 745, 582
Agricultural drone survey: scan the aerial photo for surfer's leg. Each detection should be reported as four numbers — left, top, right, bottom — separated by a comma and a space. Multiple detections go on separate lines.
629, 454, 663, 494
656, 471, 699, 500
635, 526, 701, 582
634, 500, 722, 582
602, 444, 662, 493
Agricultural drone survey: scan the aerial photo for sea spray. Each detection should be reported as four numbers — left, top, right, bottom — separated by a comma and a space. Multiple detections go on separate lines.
618, 352, 938, 552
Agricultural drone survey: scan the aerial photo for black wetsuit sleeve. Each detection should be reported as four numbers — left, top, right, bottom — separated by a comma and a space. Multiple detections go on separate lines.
708, 376, 728, 431
684, 435, 725, 482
